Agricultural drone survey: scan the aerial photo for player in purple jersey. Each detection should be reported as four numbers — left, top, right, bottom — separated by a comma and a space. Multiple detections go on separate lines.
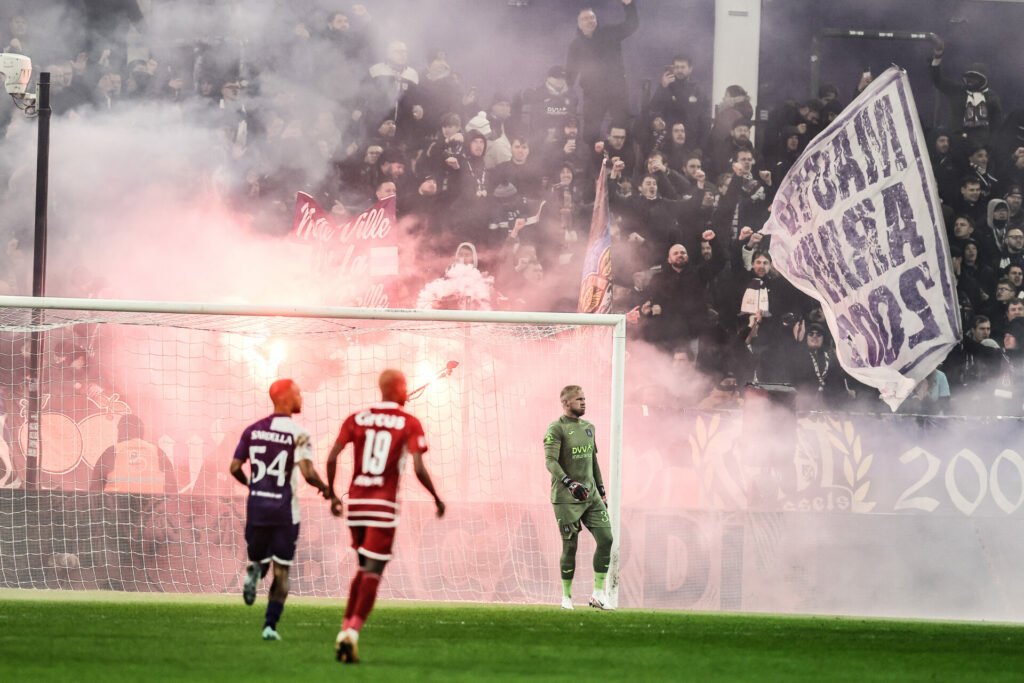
230, 379, 330, 640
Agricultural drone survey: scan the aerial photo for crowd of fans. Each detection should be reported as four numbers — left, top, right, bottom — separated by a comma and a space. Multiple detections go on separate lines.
2, 1, 1024, 417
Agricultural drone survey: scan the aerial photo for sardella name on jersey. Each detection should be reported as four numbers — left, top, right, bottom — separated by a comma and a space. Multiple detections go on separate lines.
354, 411, 406, 429
251, 430, 294, 444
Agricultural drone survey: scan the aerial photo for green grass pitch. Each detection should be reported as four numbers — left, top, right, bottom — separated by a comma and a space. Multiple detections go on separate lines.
3, 590, 1024, 681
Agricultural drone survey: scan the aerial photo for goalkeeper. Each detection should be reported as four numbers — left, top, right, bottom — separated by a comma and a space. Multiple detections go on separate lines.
544, 384, 614, 610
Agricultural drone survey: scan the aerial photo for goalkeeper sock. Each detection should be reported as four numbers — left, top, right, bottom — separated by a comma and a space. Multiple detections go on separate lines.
562, 579, 573, 598
342, 570, 365, 631
594, 573, 607, 592
350, 572, 381, 631
264, 599, 284, 629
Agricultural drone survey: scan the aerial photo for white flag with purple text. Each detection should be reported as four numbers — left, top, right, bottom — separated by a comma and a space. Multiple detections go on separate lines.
763, 66, 961, 410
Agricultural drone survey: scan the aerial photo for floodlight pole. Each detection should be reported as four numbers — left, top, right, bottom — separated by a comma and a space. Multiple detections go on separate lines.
25, 71, 50, 490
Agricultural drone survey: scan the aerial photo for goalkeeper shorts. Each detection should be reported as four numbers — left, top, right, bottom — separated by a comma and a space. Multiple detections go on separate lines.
552, 500, 611, 540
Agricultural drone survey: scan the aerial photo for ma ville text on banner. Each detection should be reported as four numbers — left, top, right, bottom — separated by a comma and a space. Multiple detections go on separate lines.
762, 66, 961, 410
291, 192, 399, 308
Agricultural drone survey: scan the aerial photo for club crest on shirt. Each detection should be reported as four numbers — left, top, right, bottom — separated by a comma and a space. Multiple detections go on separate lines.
586, 429, 593, 438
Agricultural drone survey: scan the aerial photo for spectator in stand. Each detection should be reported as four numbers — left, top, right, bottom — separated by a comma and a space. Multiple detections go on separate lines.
712, 148, 772, 242
1005, 264, 1024, 292
950, 177, 988, 228
482, 181, 529, 254
640, 234, 724, 354
730, 242, 811, 334
985, 197, 1011, 261
532, 163, 588, 272
610, 161, 693, 267
696, 373, 744, 411
710, 119, 757, 178
994, 318, 1024, 414
649, 54, 710, 154
521, 66, 577, 148
491, 133, 543, 200
594, 124, 639, 181
379, 150, 415, 206
444, 128, 492, 242
964, 145, 998, 203
766, 126, 801, 180
44, 60, 92, 116
960, 213, 1001, 273
637, 150, 690, 199
417, 50, 463, 132
403, 174, 446, 235
566, 0, 639, 144
944, 315, 1002, 407
423, 112, 465, 194
956, 239, 997, 310
709, 86, 754, 171
931, 129, 959, 204
997, 226, 1024, 272
323, 8, 371, 65
1005, 185, 1024, 230
633, 115, 669, 161
537, 115, 586, 176
929, 37, 1001, 151
787, 321, 853, 411
334, 144, 385, 202
360, 41, 419, 136
93, 69, 122, 111
484, 94, 514, 169
1006, 299, 1024, 328
979, 277, 1019, 339
662, 121, 697, 174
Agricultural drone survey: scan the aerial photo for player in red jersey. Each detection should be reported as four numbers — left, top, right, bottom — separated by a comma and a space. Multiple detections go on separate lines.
325, 368, 445, 664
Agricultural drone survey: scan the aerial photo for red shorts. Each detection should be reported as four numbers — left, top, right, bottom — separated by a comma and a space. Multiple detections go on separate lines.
349, 524, 397, 562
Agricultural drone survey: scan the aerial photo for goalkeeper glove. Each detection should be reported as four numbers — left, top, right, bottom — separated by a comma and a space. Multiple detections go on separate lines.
561, 476, 589, 501
597, 485, 606, 499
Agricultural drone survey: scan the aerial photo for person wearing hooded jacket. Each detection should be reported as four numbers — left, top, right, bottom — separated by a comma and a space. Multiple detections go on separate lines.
929, 37, 1001, 151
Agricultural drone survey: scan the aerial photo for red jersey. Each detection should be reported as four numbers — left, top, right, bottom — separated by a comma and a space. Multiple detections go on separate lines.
335, 402, 428, 528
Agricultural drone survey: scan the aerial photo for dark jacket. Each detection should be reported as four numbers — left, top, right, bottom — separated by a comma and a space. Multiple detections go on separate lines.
566, 2, 639, 93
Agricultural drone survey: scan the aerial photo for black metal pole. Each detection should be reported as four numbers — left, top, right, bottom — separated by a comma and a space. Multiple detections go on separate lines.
26, 71, 50, 490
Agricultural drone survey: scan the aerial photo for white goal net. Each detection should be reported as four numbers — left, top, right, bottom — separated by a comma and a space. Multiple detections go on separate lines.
0, 297, 624, 607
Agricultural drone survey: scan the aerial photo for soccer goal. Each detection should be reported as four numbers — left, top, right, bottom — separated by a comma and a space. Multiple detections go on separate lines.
0, 296, 625, 608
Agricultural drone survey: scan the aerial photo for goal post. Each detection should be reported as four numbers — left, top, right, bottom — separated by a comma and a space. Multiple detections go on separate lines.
0, 295, 625, 607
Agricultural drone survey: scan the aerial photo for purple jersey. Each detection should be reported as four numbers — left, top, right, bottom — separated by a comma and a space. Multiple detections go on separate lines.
233, 414, 312, 526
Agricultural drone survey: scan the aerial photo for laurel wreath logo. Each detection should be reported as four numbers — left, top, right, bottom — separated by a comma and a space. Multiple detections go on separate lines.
825, 418, 875, 513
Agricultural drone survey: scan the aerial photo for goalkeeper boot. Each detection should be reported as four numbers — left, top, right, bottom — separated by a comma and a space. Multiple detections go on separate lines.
262, 626, 281, 640
335, 628, 360, 664
589, 590, 615, 611
560, 596, 574, 610
243, 561, 261, 606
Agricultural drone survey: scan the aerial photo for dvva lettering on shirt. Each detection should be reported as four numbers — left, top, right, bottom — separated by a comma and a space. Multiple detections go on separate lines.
571, 444, 593, 458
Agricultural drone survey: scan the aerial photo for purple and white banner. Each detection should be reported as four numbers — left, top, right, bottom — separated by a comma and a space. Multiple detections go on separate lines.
763, 67, 961, 409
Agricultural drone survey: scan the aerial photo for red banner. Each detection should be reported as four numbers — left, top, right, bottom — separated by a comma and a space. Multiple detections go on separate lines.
291, 192, 399, 307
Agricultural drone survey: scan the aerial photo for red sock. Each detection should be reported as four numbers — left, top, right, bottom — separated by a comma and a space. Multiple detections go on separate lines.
349, 572, 381, 631
342, 570, 364, 631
